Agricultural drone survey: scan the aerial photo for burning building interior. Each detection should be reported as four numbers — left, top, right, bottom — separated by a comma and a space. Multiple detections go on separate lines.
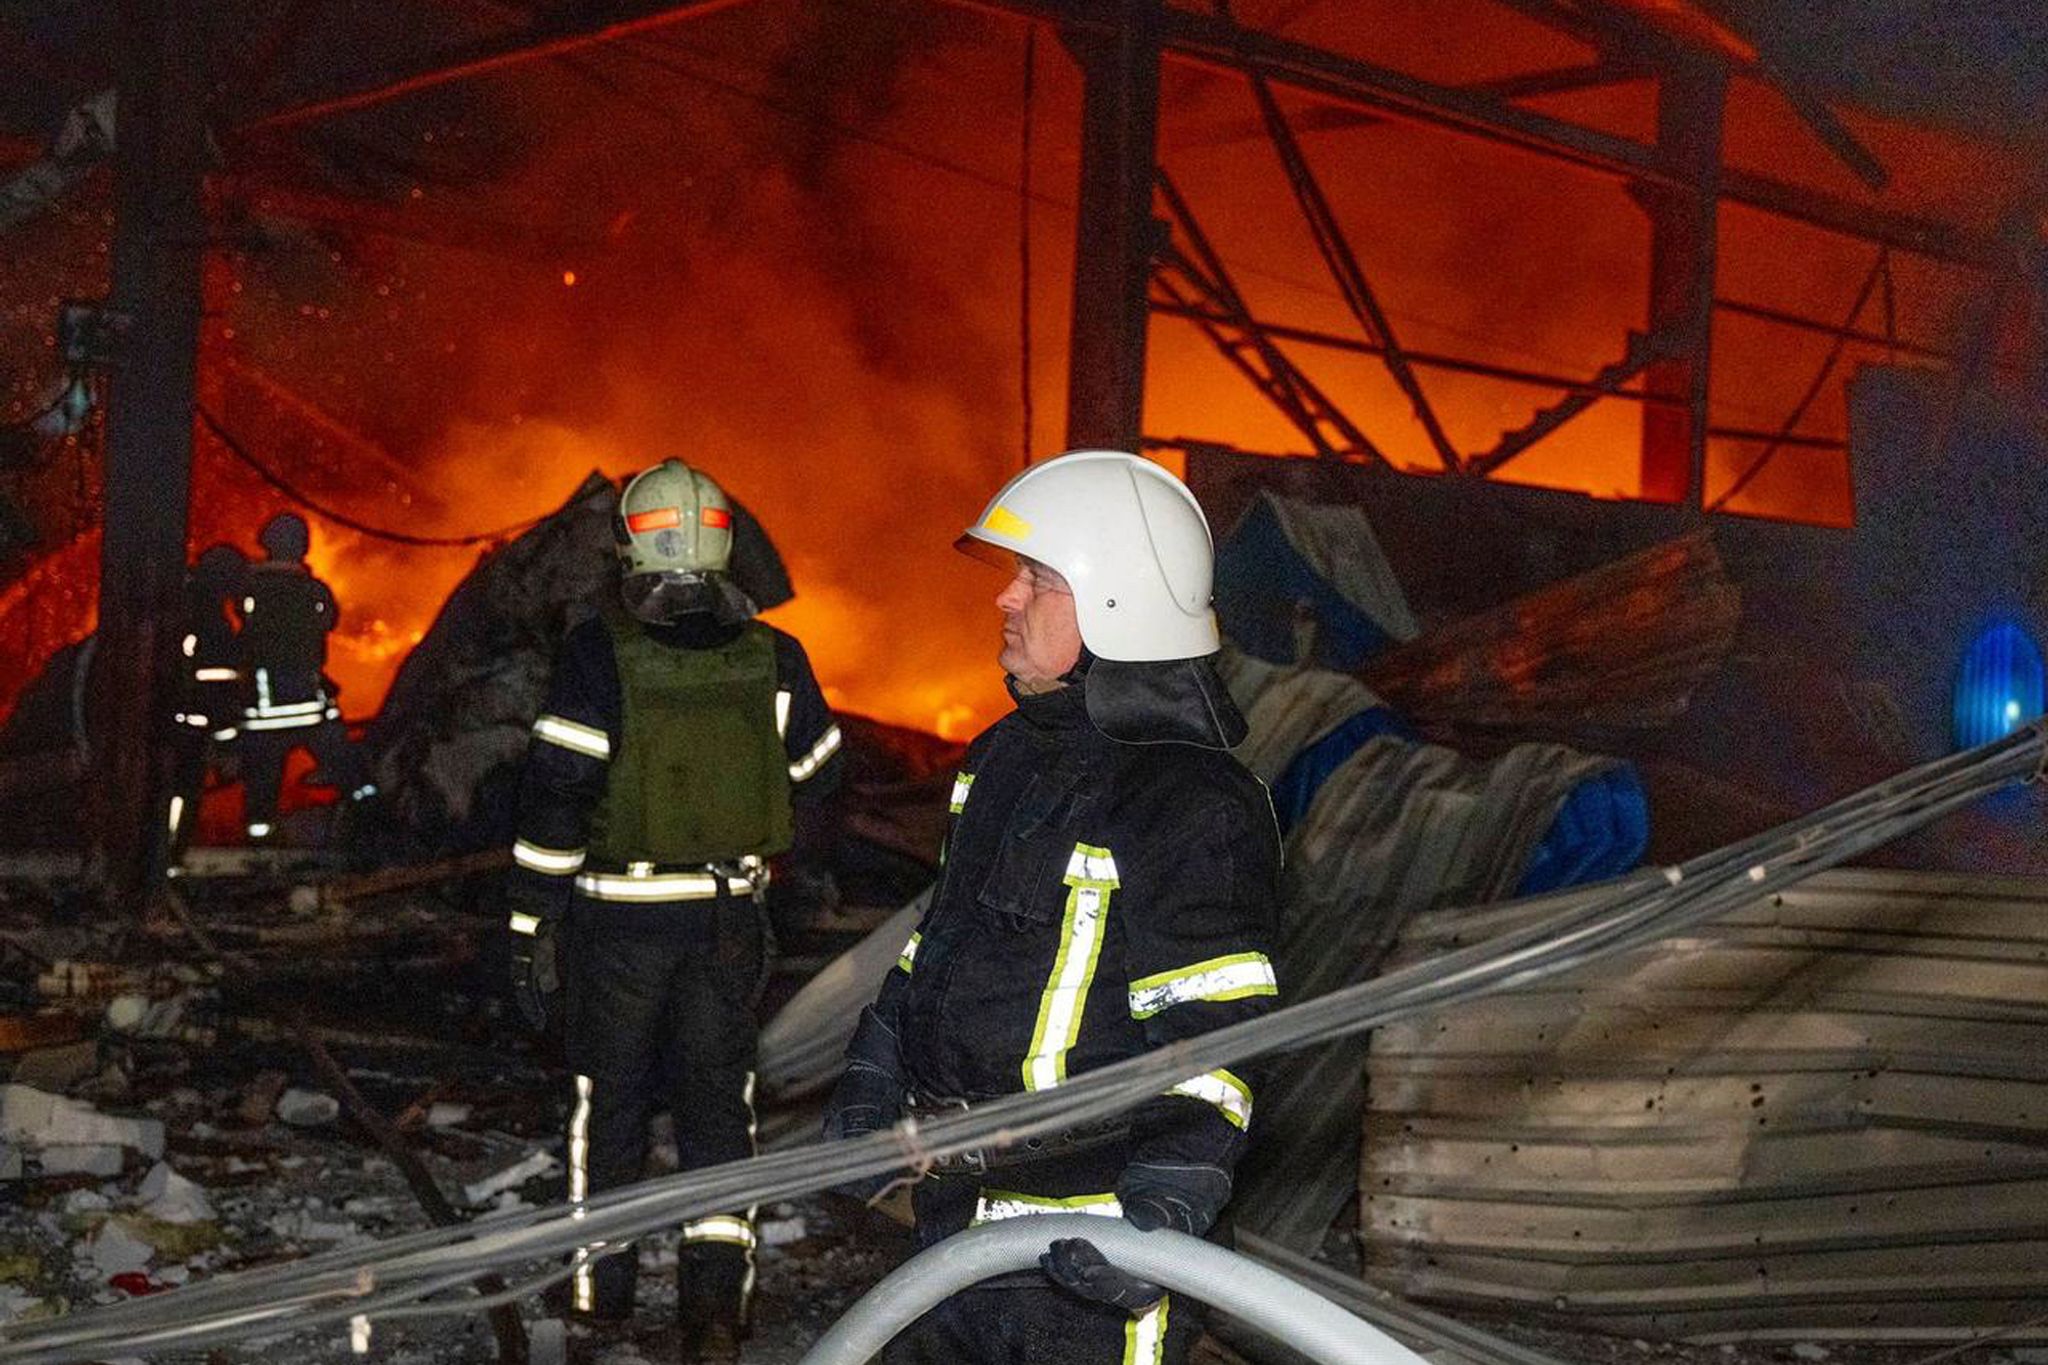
0, 0, 2045, 1361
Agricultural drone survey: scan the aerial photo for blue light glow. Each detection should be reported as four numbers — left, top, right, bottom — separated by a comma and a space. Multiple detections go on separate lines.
1953, 620, 2046, 750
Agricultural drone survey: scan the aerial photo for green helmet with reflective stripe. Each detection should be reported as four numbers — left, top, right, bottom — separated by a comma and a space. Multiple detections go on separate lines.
614, 459, 734, 576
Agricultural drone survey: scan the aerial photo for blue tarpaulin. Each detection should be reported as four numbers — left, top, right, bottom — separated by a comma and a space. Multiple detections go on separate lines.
1269, 702, 1649, 893
1270, 707, 1412, 834
1514, 764, 1650, 896
1215, 493, 1415, 671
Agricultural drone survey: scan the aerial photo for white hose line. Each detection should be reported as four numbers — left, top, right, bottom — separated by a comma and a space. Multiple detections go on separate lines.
796, 1215, 1430, 1365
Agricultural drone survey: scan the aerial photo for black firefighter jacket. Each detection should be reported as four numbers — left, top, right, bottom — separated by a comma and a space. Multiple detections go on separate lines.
872, 679, 1282, 1233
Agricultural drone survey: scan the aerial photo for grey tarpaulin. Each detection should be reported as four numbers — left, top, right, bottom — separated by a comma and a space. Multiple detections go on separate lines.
1224, 657, 1623, 1250
758, 890, 928, 1103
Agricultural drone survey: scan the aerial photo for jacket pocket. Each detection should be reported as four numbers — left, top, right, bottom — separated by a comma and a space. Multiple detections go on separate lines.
977, 766, 1093, 931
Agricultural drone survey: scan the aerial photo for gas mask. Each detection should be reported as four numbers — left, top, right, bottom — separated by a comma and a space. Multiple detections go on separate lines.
621, 570, 756, 626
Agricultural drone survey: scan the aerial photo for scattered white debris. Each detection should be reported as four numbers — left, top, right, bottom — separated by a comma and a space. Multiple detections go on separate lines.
0, 1085, 166, 1170
463, 1149, 557, 1207
758, 1215, 808, 1247
424, 1101, 472, 1128
275, 1088, 341, 1127
1791, 1346, 1830, 1361
137, 1161, 214, 1224
0, 1284, 45, 1325
61, 1189, 109, 1216
84, 1219, 153, 1278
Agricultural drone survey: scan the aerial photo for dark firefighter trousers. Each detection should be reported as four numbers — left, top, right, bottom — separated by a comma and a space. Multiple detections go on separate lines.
240, 717, 357, 832
882, 1162, 1201, 1365
562, 896, 764, 1329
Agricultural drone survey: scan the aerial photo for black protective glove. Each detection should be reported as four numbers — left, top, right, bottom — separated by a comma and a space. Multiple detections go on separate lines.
1040, 1238, 1165, 1312
823, 1007, 906, 1142
509, 918, 559, 1032
1117, 1160, 1233, 1237
822, 1007, 908, 1199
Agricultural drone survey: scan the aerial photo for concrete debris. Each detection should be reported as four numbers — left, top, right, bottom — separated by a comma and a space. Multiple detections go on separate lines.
136, 1161, 214, 1224
0, 1085, 164, 1173
275, 1088, 341, 1127
0, 1144, 19, 1181
82, 1217, 153, 1278
1789, 1348, 1830, 1362
462, 1148, 557, 1207
39, 1144, 122, 1177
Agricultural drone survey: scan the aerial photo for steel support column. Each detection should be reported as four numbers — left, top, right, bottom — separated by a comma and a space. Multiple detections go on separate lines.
1062, 0, 1162, 453
1637, 56, 1725, 504
91, 0, 208, 909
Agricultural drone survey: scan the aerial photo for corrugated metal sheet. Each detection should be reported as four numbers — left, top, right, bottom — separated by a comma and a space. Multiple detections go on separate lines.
1361, 867, 2048, 1341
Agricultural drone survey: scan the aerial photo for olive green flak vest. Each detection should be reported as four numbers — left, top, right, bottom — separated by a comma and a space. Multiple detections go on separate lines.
589, 608, 793, 866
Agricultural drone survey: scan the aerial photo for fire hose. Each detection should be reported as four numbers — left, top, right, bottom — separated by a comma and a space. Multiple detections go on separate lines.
793, 1216, 1428, 1365
0, 724, 2039, 1362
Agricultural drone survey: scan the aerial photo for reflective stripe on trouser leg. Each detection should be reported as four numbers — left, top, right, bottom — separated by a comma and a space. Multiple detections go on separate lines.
744, 1069, 757, 1313
1125, 1295, 1169, 1365
569, 1073, 595, 1313
676, 1070, 761, 1319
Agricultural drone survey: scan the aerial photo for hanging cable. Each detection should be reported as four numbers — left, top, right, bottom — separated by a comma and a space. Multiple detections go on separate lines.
1018, 24, 1036, 469
197, 405, 544, 548
1706, 246, 1888, 514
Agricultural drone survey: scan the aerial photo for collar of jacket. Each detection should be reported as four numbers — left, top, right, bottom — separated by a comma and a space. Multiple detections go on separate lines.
1004, 655, 1250, 749
1083, 654, 1249, 750
1006, 674, 1092, 733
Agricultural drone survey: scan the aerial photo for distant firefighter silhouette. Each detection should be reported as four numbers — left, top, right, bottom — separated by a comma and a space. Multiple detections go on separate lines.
159, 542, 249, 862
234, 512, 372, 842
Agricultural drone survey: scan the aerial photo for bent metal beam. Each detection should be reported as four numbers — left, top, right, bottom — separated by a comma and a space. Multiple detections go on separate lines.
952, 0, 2008, 270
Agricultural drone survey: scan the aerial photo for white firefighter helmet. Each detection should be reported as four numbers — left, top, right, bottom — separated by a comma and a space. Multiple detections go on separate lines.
956, 449, 1220, 662
615, 459, 734, 576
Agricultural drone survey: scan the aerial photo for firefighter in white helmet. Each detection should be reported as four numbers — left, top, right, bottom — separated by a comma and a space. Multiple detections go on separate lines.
825, 450, 1281, 1365
505, 458, 842, 1360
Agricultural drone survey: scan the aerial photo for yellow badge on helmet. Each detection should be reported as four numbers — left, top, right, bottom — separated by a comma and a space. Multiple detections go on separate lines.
983, 505, 1032, 540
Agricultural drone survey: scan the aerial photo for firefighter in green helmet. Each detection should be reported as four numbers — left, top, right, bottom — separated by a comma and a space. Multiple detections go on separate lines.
505, 458, 843, 1361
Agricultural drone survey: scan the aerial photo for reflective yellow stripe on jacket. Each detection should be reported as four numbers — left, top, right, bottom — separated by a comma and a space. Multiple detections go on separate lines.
1021, 845, 1118, 1092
